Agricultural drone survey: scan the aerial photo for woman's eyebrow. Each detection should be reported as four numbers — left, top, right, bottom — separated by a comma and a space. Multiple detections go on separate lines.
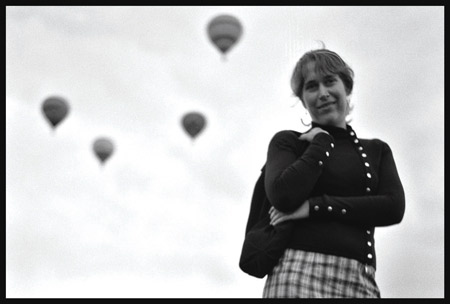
304, 79, 317, 86
323, 74, 337, 80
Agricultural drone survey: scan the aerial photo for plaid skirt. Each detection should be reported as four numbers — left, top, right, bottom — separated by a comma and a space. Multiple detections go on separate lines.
262, 249, 381, 298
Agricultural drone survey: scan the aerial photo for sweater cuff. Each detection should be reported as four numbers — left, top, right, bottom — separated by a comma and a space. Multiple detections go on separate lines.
301, 133, 335, 168
309, 195, 349, 219
309, 197, 324, 218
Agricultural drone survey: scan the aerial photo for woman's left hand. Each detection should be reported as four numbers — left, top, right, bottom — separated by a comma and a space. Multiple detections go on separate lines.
269, 201, 310, 226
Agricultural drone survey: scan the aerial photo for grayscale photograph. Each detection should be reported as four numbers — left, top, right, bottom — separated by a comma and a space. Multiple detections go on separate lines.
6, 6, 444, 298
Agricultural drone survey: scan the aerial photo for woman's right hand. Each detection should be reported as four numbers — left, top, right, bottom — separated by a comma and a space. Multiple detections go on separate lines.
269, 202, 310, 226
299, 127, 329, 142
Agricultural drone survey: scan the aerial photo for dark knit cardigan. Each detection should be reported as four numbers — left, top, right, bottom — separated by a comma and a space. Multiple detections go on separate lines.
264, 122, 405, 268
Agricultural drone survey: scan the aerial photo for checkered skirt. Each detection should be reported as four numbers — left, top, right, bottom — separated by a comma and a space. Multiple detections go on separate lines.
262, 249, 381, 298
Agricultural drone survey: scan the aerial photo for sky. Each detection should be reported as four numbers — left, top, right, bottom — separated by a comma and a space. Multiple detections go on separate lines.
6, 6, 444, 298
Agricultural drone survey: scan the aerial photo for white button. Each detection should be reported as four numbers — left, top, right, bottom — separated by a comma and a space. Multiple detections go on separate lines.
354, 139, 359, 144
314, 205, 320, 211
318, 160, 323, 166
366, 230, 371, 235
365, 162, 370, 167
350, 131, 355, 136
367, 254, 373, 259
359, 147, 363, 151
325, 151, 330, 157
366, 187, 371, 193
327, 206, 333, 212
367, 173, 372, 178
367, 241, 372, 247
362, 153, 367, 157
330, 143, 334, 148
341, 209, 347, 215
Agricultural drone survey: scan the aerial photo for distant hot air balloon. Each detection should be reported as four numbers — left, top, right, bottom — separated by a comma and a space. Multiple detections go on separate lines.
93, 137, 114, 165
207, 14, 243, 59
182, 112, 206, 140
41, 96, 69, 129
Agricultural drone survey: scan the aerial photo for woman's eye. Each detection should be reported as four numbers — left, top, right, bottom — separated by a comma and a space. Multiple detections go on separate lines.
305, 83, 317, 90
325, 78, 336, 85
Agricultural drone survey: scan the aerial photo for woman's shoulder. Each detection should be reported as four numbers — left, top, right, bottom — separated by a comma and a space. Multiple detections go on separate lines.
359, 136, 388, 145
270, 129, 302, 142
359, 137, 391, 153
267, 129, 306, 152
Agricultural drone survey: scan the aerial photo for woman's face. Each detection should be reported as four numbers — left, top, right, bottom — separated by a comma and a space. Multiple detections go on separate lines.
301, 61, 349, 128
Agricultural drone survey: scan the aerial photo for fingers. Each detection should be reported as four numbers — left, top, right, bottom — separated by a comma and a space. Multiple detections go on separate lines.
269, 208, 287, 226
271, 215, 286, 226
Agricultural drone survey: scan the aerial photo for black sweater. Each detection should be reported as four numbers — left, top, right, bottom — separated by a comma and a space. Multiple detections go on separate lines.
264, 122, 405, 268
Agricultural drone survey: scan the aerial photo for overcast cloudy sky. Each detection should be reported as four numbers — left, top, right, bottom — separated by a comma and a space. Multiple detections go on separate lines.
6, 6, 444, 298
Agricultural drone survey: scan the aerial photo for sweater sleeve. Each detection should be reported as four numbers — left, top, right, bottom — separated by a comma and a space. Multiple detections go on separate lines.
309, 141, 405, 227
264, 130, 335, 213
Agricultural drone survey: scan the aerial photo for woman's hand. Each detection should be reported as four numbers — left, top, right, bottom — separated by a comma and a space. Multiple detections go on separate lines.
299, 127, 329, 142
269, 201, 310, 226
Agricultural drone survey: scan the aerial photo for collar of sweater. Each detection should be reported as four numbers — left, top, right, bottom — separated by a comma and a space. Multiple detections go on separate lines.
311, 122, 355, 139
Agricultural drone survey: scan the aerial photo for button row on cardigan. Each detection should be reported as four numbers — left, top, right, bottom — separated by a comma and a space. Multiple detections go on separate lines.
314, 205, 347, 216
314, 205, 347, 215
349, 128, 373, 197
366, 226, 374, 262
318, 149, 331, 166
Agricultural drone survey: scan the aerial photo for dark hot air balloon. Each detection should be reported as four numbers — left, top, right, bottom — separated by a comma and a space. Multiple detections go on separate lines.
207, 14, 243, 59
93, 137, 114, 165
41, 96, 69, 129
182, 112, 206, 140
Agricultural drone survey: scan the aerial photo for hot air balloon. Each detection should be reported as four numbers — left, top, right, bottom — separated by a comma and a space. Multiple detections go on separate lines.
93, 137, 114, 165
182, 112, 206, 140
41, 96, 69, 129
207, 14, 243, 59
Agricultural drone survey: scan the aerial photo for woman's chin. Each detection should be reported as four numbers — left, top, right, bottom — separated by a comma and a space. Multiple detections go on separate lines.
315, 115, 345, 128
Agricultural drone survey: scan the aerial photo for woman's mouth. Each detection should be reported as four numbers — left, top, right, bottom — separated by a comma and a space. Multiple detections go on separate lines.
317, 101, 336, 109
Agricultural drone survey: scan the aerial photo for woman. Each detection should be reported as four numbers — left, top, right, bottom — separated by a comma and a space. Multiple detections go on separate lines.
262, 48, 405, 298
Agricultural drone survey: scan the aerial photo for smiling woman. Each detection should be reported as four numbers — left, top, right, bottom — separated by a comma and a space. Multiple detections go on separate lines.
292, 49, 354, 129
256, 48, 405, 298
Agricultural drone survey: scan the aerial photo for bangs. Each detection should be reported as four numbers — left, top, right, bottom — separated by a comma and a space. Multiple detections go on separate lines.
306, 51, 347, 77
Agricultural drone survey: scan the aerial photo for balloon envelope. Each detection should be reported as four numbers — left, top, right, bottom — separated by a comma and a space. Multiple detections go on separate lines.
93, 137, 114, 164
182, 112, 206, 139
41, 96, 69, 128
207, 14, 243, 55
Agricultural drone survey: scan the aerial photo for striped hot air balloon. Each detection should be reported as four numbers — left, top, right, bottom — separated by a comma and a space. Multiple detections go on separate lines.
93, 137, 114, 165
207, 14, 243, 60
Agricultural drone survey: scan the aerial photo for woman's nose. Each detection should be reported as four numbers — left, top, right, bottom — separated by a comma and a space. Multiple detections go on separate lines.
318, 85, 330, 100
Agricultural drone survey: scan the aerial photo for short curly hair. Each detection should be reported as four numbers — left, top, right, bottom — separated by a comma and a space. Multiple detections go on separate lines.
291, 48, 355, 102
